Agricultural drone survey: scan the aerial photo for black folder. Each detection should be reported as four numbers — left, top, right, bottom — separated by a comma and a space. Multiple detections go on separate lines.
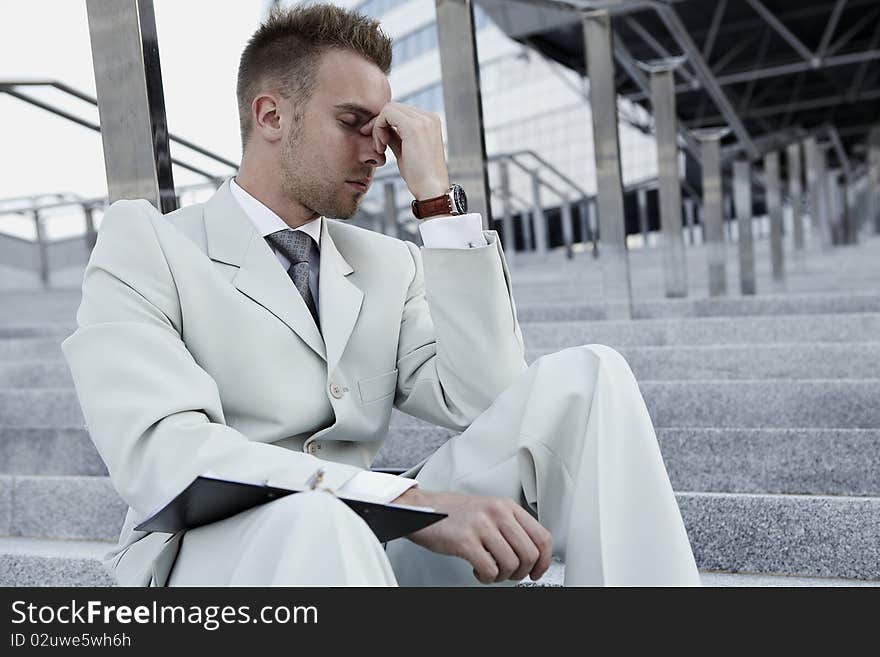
134, 474, 447, 543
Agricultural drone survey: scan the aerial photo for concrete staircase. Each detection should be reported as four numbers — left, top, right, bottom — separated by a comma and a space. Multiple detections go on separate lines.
2, 233, 879, 586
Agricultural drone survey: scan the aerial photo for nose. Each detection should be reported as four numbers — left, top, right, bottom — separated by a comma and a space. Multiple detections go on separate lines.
359, 118, 386, 167
360, 135, 386, 167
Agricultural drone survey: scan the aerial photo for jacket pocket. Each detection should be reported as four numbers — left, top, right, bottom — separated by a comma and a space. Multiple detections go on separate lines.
357, 368, 398, 404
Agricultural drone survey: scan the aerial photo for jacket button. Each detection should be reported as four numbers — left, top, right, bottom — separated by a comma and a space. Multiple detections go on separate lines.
307, 443, 318, 455
329, 382, 344, 399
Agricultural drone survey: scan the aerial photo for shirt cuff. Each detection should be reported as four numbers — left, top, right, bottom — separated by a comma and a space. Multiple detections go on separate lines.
338, 470, 418, 504
418, 213, 488, 249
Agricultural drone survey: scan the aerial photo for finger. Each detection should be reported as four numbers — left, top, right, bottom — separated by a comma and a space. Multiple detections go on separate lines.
480, 530, 520, 583
373, 102, 421, 138
498, 517, 541, 581
467, 543, 500, 585
512, 505, 553, 580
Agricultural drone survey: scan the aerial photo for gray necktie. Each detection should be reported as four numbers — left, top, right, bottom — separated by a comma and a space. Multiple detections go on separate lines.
265, 229, 320, 329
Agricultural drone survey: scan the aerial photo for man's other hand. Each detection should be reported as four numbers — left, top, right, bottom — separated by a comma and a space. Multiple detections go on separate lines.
392, 487, 553, 584
363, 102, 450, 201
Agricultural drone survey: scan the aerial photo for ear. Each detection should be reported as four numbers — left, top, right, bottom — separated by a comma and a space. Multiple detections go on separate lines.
251, 93, 284, 143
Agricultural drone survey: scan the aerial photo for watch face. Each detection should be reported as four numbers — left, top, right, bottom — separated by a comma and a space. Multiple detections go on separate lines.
451, 184, 468, 214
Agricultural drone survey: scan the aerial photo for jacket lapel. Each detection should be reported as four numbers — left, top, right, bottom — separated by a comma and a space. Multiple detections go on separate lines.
319, 218, 364, 374
203, 181, 327, 362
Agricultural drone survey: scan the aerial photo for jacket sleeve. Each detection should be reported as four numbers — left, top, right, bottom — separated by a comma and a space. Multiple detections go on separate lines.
393, 229, 528, 431
61, 199, 364, 520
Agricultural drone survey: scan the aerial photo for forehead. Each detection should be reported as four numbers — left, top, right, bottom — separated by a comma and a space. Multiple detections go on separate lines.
311, 48, 391, 118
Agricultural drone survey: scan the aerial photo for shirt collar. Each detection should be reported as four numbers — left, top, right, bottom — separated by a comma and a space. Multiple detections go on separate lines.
230, 177, 322, 250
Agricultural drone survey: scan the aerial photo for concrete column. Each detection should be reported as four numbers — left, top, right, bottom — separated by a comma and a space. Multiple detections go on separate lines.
764, 151, 785, 283
435, 0, 491, 226
86, 0, 176, 211
694, 128, 728, 296
786, 141, 805, 250
733, 159, 756, 295
498, 159, 515, 264
383, 183, 399, 239
869, 125, 880, 233
530, 172, 548, 256
804, 136, 832, 248
584, 10, 632, 317
637, 187, 649, 247
643, 59, 688, 298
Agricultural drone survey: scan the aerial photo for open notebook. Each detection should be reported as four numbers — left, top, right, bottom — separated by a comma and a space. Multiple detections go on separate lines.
134, 473, 447, 543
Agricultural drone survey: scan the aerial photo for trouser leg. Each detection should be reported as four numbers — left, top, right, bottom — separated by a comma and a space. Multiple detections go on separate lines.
167, 490, 398, 586
385, 344, 700, 587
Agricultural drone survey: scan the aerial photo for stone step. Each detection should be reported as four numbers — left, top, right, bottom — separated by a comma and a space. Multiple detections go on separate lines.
390, 379, 880, 430
5, 342, 880, 388
520, 312, 880, 347
529, 343, 880, 380
0, 537, 114, 586
2, 312, 879, 365
2, 476, 877, 580
3, 425, 876, 497
516, 291, 880, 322
375, 427, 880, 497
5, 378, 880, 431
0, 337, 64, 360
0, 323, 75, 339
2, 537, 878, 587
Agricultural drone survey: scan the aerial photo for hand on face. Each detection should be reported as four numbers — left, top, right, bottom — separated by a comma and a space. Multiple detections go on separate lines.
361, 102, 450, 201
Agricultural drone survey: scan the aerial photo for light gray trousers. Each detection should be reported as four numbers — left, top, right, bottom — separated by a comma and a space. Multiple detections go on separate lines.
168, 345, 700, 587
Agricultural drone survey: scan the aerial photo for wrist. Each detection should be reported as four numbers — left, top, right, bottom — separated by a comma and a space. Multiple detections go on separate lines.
414, 177, 450, 201
391, 484, 427, 506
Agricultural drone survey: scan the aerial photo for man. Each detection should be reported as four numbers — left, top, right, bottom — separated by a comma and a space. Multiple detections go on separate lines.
62, 3, 700, 587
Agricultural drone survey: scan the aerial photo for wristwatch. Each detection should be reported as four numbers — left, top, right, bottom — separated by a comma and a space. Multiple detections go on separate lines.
411, 183, 468, 220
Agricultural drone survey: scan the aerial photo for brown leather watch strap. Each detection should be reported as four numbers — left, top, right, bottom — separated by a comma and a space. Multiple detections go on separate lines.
411, 193, 452, 220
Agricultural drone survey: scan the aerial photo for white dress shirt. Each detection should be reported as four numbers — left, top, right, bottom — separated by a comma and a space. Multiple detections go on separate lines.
229, 178, 487, 503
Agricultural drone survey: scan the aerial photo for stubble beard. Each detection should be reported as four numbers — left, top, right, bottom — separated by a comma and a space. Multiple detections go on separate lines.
279, 121, 361, 220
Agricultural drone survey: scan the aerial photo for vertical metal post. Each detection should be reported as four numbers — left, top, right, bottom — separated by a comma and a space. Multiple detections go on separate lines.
560, 199, 575, 259
435, 0, 491, 226
86, 0, 176, 211
588, 198, 599, 259
684, 197, 696, 246
869, 125, 880, 233
579, 199, 590, 248
786, 141, 805, 250
695, 128, 728, 297
764, 150, 785, 283
733, 159, 756, 295
643, 59, 688, 298
83, 204, 98, 251
725, 194, 734, 240
530, 172, 548, 256
33, 210, 49, 288
637, 187, 649, 247
498, 159, 515, 264
584, 11, 632, 317
383, 182, 398, 239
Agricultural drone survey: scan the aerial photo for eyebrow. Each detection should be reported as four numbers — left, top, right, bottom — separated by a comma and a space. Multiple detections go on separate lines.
333, 103, 377, 120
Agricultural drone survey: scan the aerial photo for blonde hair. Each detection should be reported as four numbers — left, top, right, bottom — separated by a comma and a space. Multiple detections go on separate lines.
236, 3, 393, 150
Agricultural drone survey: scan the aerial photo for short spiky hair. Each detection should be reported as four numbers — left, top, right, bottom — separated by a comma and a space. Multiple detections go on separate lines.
236, 3, 393, 150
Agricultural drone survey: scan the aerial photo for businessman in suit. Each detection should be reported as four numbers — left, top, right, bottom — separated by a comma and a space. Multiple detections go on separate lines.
62, 3, 700, 587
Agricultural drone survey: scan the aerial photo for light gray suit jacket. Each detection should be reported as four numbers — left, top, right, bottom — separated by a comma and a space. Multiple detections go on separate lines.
61, 180, 527, 586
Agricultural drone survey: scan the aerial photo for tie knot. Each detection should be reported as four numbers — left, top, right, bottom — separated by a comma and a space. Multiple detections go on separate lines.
266, 229, 314, 266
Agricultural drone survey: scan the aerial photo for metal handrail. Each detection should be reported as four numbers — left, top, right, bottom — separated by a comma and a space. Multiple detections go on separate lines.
1, 79, 238, 180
